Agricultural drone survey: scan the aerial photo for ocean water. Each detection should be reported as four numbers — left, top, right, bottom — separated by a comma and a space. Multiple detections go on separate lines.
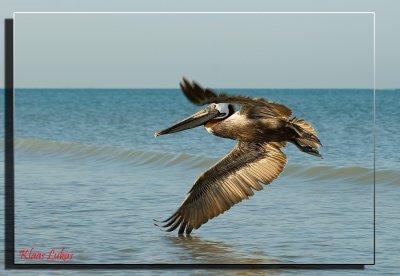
1, 89, 399, 275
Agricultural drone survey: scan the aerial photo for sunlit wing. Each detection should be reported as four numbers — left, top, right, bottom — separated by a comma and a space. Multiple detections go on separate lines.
180, 77, 292, 119
158, 141, 287, 234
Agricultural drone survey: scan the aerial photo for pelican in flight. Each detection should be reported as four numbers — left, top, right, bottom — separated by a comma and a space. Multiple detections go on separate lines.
154, 78, 322, 235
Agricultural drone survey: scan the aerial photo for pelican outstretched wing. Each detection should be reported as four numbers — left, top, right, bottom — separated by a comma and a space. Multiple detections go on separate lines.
180, 78, 292, 119
158, 142, 287, 235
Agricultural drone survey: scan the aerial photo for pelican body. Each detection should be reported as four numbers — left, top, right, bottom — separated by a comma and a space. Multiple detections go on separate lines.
154, 78, 322, 235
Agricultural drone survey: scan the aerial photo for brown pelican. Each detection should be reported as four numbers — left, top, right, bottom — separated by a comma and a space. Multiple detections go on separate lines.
154, 78, 322, 235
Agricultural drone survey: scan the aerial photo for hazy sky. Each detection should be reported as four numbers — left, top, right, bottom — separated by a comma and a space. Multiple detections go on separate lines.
1, 1, 399, 89
14, 12, 373, 89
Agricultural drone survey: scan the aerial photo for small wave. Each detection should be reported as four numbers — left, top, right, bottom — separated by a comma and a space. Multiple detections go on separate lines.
283, 165, 398, 185
13, 138, 217, 169
10, 138, 399, 185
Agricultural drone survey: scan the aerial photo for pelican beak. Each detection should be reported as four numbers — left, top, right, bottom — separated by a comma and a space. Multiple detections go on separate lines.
154, 107, 221, 137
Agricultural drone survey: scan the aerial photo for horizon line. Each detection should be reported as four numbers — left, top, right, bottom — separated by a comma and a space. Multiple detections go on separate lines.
3, 87, 395, 90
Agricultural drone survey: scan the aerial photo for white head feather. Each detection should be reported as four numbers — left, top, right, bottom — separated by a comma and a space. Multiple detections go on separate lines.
215, 103, 230, 118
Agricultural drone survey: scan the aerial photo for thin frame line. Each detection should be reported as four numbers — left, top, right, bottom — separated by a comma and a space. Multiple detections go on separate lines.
373, 12, 376, 265
13, 11, 375, 14
8, 11, 376, 267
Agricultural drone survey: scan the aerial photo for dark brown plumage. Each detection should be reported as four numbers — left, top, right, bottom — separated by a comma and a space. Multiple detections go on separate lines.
155, 78, 322, 235
180, 77, 293, 119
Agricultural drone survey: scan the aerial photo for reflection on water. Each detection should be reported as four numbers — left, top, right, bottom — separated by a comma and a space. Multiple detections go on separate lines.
166, 235, 279, 264
166, 236, 283, 276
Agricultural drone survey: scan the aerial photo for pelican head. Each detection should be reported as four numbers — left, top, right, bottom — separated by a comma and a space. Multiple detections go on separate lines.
154, 103, 233, 137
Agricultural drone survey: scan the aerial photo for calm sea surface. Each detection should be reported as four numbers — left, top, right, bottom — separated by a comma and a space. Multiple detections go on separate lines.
0, 89, 399, 275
